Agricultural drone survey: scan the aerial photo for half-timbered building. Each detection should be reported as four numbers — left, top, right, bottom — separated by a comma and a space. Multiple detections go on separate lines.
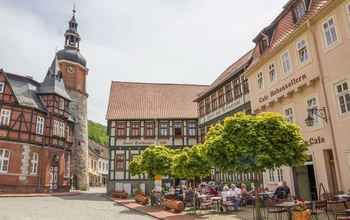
0, 58, 73, 192
193, 50, 264, 184
106, 81, 208, 194
0, 8, 89, 192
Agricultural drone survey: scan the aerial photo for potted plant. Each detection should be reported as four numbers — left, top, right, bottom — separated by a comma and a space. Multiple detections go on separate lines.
292, 200, 311, 220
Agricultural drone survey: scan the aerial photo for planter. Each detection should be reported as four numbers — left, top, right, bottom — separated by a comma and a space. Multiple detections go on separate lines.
112, 191, 128, 199
292, 210, 311, 220
134, 192, 149, 205
163, 199, 184, 213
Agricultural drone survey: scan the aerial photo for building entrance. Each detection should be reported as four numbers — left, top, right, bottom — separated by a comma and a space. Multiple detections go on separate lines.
294, 163, 317, 201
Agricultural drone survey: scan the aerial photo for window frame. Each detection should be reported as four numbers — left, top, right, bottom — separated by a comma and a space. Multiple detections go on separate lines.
199, 100, 205, 116
233, 77, 242, 100
187, 121, 197, 137
0, 148, 10, 173
225, 82, 233, 103
30, 152, 39, 175
0, 109, 11, 127
257, 72, 264, 89
335, 80, 350, 115
159, 121, 169, 137
281, 51, 292, 75
283, 106, 295, 123
268, 63, 277, 83
211, 93, 218, 111
306, 96, 321, 128
173, 121, 183, 138
144, 121, 155, 138
115, 153, 125, 171
130, 121, 141, 138
322, 16, 339, 49
115, 121, 127, 137
296, 39, 310, 65
294, 0, 306, 21
0, 82, 5, 94
36, 116, 45, 135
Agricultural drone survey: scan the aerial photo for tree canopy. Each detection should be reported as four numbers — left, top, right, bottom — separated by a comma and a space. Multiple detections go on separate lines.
206, 112, 308, 173
129, 145, 174, 178
172, 144, 211, 180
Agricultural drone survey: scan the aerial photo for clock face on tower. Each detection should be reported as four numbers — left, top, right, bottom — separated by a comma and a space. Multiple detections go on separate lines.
67, 65, 75, 74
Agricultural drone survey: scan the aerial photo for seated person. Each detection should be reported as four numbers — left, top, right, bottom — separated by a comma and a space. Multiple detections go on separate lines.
273, 181, 290, 200
230, 184, 241, 210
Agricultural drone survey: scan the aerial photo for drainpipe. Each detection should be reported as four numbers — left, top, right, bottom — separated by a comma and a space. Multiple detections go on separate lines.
307, 20, 344, 191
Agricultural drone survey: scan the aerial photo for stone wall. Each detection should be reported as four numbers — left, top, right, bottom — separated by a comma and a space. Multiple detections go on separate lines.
68, 89, 89, 190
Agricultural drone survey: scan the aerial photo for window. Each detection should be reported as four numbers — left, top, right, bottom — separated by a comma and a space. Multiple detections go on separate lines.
64, 153, 70, 178
159, 121, 169, 137
30, 152, 39, 175
294, 1, 306, 21
297, 39, 309, 64
36, 116, 45, 135
116, 121, 126, 137
242, 75, 249, 94
53, 120, 65, 137
307, 97, 320, 125
269, 170, 275, 182
260, 38, 269, 52
115, 153, 124, 171
0, 149, 10, 173
0, 82, 4, 93
174, 121, 183, 137
199, 101, 205, 116
336, 81, 350, 114
187, 121, 197, 137
59, 98, 65, 110
211, 94, 217, 111
346, 3, 350, 25
144, 121, 155, 137
205, 97, 211, 114
0, 109, 11, 126
269, 64, 277, 82
276, 168, 283, 182
281, 52, 292, 74
284, 107, 294, 123
130, 121, 140, 137
225, 82, 233, 103
323, 17, 338, 47
233, 77, 242, 99
257, 72, 264, 89
217, 88, 225, 106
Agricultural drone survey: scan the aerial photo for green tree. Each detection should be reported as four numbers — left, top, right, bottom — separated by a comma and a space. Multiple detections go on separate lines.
205, 112, 308, 220
206, 112, 308, 173
129, 145, 174, 178
88, 120, 108, 145
172, 144, 211, 180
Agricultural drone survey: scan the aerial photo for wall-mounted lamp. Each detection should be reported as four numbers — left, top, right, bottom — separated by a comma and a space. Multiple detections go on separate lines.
305, 107, 328, 127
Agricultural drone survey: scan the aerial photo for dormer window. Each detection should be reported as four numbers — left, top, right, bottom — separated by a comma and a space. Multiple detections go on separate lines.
294, 1, 306, 22
260, 37, 269, 53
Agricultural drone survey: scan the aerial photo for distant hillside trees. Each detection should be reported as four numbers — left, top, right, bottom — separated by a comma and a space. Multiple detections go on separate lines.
88, 120, 108, 146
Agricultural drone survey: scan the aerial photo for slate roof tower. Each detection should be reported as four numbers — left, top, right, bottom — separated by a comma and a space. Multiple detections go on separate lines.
56, 8, 89, 189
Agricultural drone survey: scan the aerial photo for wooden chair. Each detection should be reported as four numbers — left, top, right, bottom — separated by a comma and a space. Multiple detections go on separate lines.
328, 200, 350, 220
310, 200, 330, 220
198, 195, 213, 210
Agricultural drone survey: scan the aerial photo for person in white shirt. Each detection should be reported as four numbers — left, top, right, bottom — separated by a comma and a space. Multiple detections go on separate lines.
230, 184, 241, 210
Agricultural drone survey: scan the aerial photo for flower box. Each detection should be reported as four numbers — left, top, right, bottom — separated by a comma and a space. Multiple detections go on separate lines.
163, 199, 184, 213
134, 192, 149, 205
292, 210, 311, 220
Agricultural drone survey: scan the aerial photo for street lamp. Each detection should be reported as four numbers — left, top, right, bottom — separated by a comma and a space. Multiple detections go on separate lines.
305, 107, 328, 127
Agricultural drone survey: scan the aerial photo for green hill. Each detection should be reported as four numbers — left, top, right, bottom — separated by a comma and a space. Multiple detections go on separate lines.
88, 120, 108, 146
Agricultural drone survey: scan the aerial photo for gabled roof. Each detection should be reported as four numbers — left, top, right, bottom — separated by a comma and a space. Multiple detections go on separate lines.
195, 49, 254, 101
5, 73, 47, 112
106, 81, 209, 120
38, 56, 72, 101
252, 0, 331, 65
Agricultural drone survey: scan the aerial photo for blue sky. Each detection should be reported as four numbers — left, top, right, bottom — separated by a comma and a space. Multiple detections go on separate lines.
0, 0, 285, 124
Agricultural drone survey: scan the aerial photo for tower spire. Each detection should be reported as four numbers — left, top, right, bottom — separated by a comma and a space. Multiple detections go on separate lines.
64, 5, 80, 50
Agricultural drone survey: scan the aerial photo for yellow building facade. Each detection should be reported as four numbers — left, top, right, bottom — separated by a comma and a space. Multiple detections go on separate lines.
246, 0, 350, 199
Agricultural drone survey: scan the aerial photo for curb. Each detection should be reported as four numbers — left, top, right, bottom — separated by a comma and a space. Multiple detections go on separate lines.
105, 196, 163, 220
0, 192, 81, 198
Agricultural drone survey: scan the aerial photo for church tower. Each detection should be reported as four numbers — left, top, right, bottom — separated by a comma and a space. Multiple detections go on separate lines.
57, 8, 89, 189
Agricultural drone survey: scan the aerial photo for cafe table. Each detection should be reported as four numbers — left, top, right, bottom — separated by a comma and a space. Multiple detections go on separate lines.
211, 196, 222, 212
273, 201, 311, 220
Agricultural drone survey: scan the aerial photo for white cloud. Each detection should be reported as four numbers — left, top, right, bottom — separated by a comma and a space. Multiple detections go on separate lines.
0, 0, 285, 124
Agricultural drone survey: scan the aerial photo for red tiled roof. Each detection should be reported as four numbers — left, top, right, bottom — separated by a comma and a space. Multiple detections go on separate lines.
106, 81, 209, 120
196, 49, 254, 100
251, 0, 331, 67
